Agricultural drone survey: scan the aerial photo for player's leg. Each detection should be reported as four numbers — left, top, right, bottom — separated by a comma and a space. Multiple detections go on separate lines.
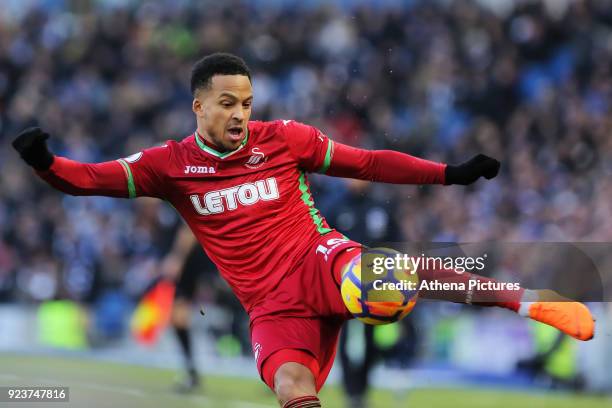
416, 266, 595, 341
264, 353, 321, 407
171, 297, 200, 391
331, 249, 594, 341
275, 363, 320, 407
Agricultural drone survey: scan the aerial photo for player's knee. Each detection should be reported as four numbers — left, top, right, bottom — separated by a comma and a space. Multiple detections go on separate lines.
274, 362, 316, 405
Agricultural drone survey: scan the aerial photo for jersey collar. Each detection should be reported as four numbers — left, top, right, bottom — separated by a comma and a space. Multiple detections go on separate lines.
194, 127, 249, 159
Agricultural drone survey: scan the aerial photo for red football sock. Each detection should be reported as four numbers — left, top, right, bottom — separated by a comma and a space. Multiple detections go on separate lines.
417, 267, 524, 312
331, 248, 362, 286
282, 396, 322, 408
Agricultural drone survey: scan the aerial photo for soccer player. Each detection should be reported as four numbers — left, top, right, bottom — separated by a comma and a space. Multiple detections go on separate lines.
13, 53, 595, 408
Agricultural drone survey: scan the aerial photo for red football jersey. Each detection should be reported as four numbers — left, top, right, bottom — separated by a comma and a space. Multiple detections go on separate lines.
37, 119, 445, 321
119, 120, 336, 318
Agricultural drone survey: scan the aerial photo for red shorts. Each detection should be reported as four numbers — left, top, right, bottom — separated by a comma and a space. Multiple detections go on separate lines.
252, 316, 344, 391
249, 231, 361, 391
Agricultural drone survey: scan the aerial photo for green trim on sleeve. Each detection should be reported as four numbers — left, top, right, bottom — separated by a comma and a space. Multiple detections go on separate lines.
318, 139, 334, 173
117, 159, 137, 199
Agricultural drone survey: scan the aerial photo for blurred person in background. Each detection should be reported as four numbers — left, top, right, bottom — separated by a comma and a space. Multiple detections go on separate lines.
157, 221, 250, 393
325, 178, 406, 408
158, 224, 209, 393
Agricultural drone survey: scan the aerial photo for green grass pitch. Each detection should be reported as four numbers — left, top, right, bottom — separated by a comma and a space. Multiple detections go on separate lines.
0, 354, 609, 407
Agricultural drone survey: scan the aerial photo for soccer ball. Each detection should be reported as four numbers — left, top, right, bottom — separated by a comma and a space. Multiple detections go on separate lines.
341, 247, 418, 325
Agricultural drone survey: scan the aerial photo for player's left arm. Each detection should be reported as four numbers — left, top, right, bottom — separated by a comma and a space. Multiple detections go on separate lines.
281, 120, 500, 186
327, 142, 500, 186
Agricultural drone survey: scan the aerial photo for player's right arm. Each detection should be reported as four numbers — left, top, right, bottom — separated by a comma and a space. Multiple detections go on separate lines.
12, 127, 170, 199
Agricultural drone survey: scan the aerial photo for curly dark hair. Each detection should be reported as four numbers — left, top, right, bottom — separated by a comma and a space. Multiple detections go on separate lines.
190, 52, 251, 95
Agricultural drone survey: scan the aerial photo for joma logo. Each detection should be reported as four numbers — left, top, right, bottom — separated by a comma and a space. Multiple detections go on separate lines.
190, 178, 279, 215
184, 165, 216, 174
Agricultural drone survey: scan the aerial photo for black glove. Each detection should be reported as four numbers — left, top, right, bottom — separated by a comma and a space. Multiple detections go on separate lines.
445, 154, 500, 185
12, 127, 55, 171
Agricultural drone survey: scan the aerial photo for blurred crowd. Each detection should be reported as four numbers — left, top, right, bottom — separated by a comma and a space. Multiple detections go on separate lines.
0, 0, 611, 314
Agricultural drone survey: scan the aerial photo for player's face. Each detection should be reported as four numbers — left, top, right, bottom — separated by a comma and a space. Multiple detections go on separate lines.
193, 75, 253, 152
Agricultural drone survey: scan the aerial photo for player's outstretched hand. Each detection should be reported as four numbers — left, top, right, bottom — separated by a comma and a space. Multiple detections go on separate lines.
12, 127, 55, 171
444, 154, 500, 185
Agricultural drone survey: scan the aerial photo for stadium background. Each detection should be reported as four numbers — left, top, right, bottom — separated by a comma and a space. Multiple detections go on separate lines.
0, 0, 611, 407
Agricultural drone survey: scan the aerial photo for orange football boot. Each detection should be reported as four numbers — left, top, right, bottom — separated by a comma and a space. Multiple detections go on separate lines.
525, 290, 595, 341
